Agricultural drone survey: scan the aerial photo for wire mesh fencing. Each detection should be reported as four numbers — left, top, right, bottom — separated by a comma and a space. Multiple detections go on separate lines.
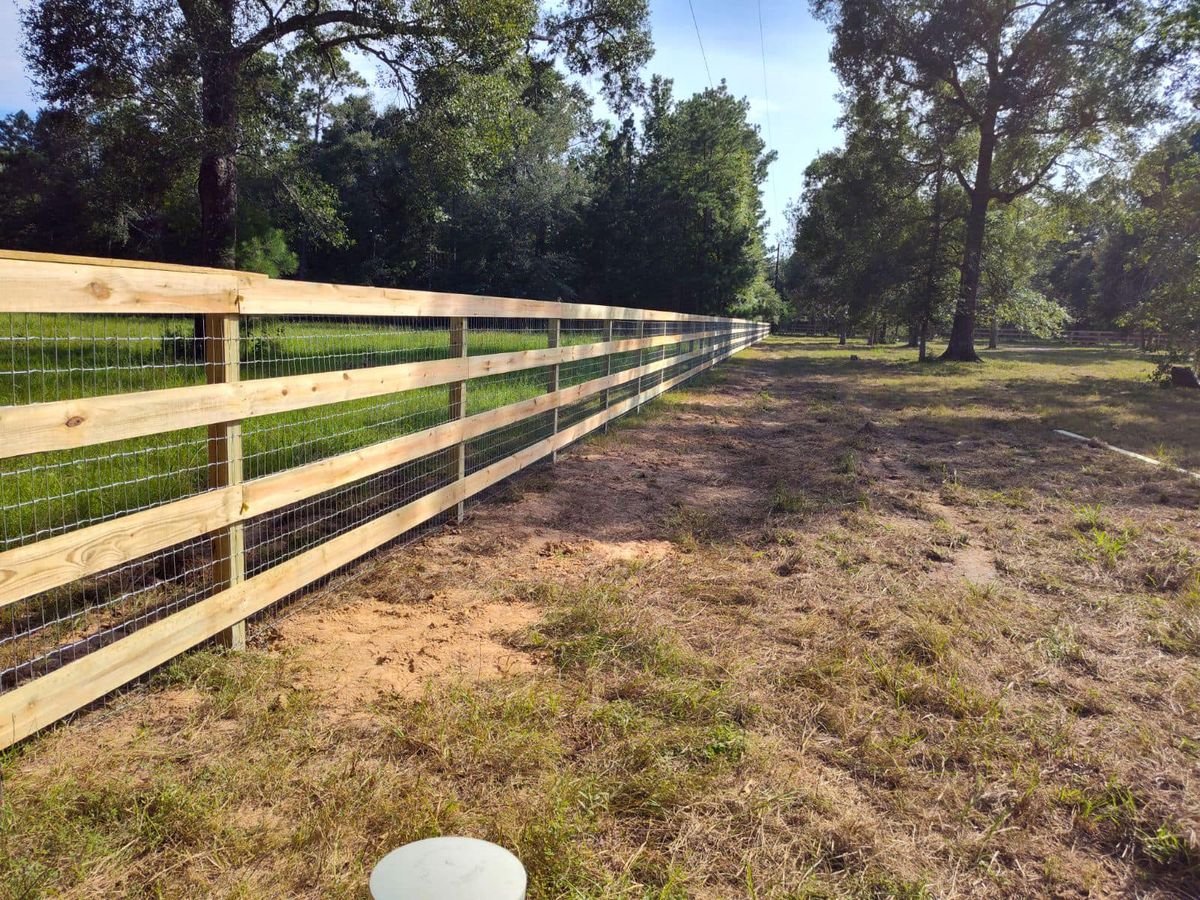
0, 252, 768, 745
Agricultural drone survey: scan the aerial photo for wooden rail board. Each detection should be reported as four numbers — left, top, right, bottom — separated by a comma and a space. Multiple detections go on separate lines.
0, 341, 723, 606
0, 257, 245, 315
0, 254, 758, 325
0, 490, 241, 607
0, 249, 264, 277
237, 278, 728, 323
0, 331, 723, 459
0, 336, 758, 749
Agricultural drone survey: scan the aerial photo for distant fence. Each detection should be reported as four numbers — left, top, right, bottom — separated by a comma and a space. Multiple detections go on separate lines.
972, 327, 1168, 349
774, 322, 1166, 349
0, 250, 767, 747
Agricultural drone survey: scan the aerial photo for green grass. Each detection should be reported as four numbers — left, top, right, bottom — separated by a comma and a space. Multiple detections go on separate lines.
766, 337, 1194, 468
3, 333, 1199, 897
0, 578, 761, 898
0, 319, 627, 546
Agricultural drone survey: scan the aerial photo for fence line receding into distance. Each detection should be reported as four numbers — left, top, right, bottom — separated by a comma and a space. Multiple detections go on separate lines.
0, 250, 768, 748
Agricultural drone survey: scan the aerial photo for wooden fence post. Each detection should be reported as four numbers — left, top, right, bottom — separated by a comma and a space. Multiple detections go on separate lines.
547, 318, 560, 462
635, 320, 646, 413
204, 313, 245, 651
449, 317, 468, 522
602, 319, 614, 434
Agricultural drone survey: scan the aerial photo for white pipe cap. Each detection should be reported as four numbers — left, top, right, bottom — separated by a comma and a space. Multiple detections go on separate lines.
369, 836, 527, 900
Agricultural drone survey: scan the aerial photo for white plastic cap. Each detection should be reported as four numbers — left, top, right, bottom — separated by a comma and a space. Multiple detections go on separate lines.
369, 836, 527, 900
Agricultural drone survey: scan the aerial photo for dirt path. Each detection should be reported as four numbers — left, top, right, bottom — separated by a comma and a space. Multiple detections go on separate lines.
6, 338, 1200, 899
264, 352, 783, 716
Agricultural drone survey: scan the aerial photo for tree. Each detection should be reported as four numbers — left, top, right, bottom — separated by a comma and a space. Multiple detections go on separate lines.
289, 38, 367, 146
0, 105, 196, 258
640, 80, 776, 313
23, 0, 651, 271
784, 98, 932, 345
978, 198, 1071, 346
1111, 124, 1200, 366
580, 116, 644, 304
437, 62, 595, 299
813, 0, 1172, 360
579, 79, 777, 315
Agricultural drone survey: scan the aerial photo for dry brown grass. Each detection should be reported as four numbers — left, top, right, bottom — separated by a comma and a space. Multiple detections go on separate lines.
2, 337, 1199, 898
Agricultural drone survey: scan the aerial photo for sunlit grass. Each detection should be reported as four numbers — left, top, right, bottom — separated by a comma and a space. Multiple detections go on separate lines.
758, 337, 1194, 467
0, 320, 593, 544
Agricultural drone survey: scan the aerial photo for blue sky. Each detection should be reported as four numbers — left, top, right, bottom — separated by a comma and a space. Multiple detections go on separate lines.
0, 0, 843, 241
639, 1, 842, 242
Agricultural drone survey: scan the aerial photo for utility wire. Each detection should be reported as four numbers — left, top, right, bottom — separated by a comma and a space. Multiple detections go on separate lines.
756, 0, 775, 154
756, 0, 781, 231
687, 0, 714, 90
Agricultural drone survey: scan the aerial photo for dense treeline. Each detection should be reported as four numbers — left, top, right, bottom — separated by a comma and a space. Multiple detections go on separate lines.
0, 0, 781, 319
5, 0, 1197, 345
785, 0, 1200, 363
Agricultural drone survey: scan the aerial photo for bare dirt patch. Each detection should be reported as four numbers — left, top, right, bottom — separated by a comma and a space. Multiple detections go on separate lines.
271, 591, 539, 711
4, 339, 1200, 899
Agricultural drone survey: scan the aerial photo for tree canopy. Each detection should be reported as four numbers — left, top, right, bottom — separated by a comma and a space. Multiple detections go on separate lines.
3, 18, 781, 318
811, 0, 1174, 359
21, 0, 652, 271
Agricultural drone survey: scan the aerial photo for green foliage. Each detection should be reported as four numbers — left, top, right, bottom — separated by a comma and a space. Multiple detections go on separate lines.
729, 273, 787, 323
16, 0, 652, 272
979, 200, 1072, 338
237, 227, 298, 277
1113, 125, 1200, 366
785, 97, 949, 339
582, 79, 777, 314
4, 3, 773, 319
808, 0, 1177, 358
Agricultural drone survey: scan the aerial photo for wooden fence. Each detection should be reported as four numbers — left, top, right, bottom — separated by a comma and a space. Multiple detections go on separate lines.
775, 321, 1166, 349
0, 250, 767, 748
972, 327, 1168, 348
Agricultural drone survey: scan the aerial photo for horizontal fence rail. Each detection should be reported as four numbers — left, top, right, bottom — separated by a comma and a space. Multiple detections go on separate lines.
0, 251, 768, 747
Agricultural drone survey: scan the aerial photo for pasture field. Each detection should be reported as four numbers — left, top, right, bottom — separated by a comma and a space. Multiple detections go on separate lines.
2, 336, 1198, 898
0, 318, 612, 547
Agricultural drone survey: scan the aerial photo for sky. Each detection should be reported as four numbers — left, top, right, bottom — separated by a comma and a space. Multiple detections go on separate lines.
0, 0, 844, 243
638, 0, 842, 243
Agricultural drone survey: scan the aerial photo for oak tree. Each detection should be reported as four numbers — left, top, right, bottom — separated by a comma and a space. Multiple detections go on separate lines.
813, 0, 1171, 359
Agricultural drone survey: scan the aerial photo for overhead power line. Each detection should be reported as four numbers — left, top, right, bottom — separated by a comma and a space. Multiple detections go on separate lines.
757, 0, 781, 227
687, 0, 714, 90
756, 0, 775, 153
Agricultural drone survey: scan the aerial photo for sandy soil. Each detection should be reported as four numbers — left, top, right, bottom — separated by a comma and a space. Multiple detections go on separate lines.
7, 339, 1200, 899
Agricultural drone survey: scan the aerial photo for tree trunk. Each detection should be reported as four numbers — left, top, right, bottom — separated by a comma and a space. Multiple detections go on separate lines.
192, 1, 240, 354
199, 57, 239, 269
918, 315, 930, 362
989, 314, 999, 350
907, 323, 918, 348
941, 128, 996, 363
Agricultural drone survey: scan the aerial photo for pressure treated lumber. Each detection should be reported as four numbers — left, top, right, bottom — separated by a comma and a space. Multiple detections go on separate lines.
237, 277, 726, 322
0, 340, 719, 606
0, 333, 759, 749
0, 331, 720, 459
0, 257, 242, 315
205, 313, 246, 651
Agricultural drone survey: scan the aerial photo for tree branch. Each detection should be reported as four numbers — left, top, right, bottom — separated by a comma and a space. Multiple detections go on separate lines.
238, 9, 416, 58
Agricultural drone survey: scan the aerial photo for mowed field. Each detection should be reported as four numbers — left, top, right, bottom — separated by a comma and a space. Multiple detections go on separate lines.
2, 336, 1199, 898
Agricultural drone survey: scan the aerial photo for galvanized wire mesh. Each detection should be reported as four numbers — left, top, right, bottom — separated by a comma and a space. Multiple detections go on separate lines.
0, 307, 764, 696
